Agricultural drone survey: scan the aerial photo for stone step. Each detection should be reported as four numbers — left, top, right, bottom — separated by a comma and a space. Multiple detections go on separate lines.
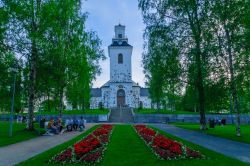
109, 108, 134, 123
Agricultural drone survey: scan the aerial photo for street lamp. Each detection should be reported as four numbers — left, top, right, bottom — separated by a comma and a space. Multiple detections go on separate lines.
9, 64, 18, 137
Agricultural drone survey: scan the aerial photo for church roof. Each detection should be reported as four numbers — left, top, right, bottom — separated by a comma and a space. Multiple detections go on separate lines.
101, 81, 110, 88
101, 81, 140, 88
109, 41, 132, 47
90, 88, 102, 97
132, 81, 140, 87
140, 88, 150, 97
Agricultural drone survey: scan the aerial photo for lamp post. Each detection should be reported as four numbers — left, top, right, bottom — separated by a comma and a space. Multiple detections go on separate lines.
9, 54, 24, 137
9, 65, 18, 137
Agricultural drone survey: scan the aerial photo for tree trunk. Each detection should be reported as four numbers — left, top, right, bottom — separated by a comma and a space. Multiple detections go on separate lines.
195, 39, 206, 130
47, 88, 50, 112
27, 13, 38, 130
27, 39, 37, 131
82, 97, 85, 111
59, 87, 64, 118
225, 28, 241, 136
184, 1, 206, 130
157, 102, 160, 112
197, 59, 206, 130
194, 29, 206, 130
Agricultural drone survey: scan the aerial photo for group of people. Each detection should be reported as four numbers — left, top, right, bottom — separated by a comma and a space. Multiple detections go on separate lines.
47, 118, 63, 134
65, 117, 86, 132
47, 117, 86, 134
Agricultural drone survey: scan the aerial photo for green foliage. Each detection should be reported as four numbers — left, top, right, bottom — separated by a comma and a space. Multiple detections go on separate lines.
0, 53, 24, 113
40, 99, 60, 112
0, 0, 105, 121
143, 25, 182, 110
138, 0, 250, 117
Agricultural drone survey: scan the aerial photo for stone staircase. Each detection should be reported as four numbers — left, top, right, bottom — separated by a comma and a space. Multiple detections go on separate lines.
109, 107, 134, 123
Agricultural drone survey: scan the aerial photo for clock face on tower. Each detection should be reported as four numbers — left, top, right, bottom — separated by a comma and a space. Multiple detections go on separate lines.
118, 40, 122, 45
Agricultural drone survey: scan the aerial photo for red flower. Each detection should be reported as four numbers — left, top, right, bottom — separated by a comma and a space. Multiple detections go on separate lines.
81, 149, 103, 163
186, 147, 202, 158
93, 128, 109, 137
55, 148, 72, 162
74, 137, 101, 158
152, 134, 182, 155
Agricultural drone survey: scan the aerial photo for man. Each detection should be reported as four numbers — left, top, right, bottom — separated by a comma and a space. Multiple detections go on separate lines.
73, 117, 79, 131
79, 116, 85, 132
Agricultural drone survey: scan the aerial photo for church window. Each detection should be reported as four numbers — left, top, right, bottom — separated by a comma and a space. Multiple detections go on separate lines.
118, 53, 123, 64
118, 34, 122, 38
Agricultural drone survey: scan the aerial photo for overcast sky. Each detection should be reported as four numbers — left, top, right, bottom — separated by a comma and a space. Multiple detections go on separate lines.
82, 0, 146, 88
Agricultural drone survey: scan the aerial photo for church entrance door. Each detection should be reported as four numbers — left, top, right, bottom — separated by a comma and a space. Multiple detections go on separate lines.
117, 89, 125, 107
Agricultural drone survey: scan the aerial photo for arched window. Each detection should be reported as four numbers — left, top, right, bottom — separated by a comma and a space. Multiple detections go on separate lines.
118, 53, 123, 64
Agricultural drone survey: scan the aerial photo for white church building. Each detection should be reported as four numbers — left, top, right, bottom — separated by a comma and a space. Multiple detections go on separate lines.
90, 24, 152, 109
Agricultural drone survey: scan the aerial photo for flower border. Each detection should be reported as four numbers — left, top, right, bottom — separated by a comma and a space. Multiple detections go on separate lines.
134, 125, 205, 160
49, 124, 114, 164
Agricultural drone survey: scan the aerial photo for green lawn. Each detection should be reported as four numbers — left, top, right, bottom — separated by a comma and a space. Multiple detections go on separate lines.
173, 123, 250, 144
134, 109, 199, 114
0, 122, 44, 147
0, 109, 109, 116
135, 109, 250, 115
23, 109, 109, 115
18, 125, 248, 166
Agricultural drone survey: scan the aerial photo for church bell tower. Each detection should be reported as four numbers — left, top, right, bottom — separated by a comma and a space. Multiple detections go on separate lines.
108, 24, 133, 83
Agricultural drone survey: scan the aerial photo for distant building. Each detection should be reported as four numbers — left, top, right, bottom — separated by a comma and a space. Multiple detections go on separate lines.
90, 24, 152, 109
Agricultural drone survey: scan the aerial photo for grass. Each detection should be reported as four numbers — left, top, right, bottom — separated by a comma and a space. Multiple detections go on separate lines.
134, 109, 200, 115
18, 125, 248, 166
173, 122, 250, 144
0, 109, 109, 116
0, 121, 44, 147
22, 109, 109, 115
134, 109, 250, 115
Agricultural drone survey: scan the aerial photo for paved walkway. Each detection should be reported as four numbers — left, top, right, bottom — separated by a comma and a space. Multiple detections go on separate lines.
0, 123, 95, 166
152, 124, 250, 164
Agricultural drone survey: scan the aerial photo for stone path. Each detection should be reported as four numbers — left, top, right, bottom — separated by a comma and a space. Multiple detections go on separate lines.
0, 123, 95, 166
152, 124, 250, 164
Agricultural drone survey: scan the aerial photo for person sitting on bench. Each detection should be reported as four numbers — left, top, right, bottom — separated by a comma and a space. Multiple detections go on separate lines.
73, 117, 79, 131
65, 118, 73, 131
56, 118, 63, 133
79, 116, 85, 132
48, 118, 58, 134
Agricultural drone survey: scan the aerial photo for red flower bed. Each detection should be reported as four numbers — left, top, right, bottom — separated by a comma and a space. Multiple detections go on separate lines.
50, 124, 113, 164
134, 125, 204, 160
